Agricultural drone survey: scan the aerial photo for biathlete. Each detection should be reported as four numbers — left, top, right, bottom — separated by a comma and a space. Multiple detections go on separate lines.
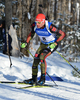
21, 13, 65, 85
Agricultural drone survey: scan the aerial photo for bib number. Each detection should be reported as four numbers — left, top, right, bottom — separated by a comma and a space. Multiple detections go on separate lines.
42, 37, 46, 41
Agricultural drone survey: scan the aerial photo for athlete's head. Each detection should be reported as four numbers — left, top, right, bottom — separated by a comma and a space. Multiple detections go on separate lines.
35, 13, 46, 28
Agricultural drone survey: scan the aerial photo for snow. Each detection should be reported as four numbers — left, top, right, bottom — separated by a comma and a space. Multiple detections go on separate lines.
0, 45, 80, 100
28, 12, 31, 19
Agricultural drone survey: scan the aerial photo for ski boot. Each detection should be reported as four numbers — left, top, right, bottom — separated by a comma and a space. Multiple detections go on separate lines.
23, 75, 37, 85
37, 74, 45, 85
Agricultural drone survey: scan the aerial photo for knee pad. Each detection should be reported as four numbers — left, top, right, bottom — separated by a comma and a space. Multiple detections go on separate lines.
40, 53, 45, 60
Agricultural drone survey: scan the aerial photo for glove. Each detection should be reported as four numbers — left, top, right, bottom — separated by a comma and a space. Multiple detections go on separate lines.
48, 42, 57, 51
49, 42, 57, 49
21, 43, 27, 48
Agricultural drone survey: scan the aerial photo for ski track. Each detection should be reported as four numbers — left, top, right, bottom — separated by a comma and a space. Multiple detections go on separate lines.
0, 51, 80, 100
0, 81, 80, 100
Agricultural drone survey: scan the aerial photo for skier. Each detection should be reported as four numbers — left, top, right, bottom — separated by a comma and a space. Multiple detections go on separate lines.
21, 13, 65, 85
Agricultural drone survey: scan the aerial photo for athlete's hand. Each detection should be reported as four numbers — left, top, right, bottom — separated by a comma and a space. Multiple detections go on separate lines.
48, 42, 57, 51
21, 43, 27, 48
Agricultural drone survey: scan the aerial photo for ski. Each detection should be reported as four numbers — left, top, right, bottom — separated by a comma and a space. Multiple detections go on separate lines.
0, 81, 58, 89
16, 84, 58, 89
0, 81, 25, 85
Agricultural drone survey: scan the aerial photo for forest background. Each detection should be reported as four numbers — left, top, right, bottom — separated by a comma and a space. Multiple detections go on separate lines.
0, 0, 80, 63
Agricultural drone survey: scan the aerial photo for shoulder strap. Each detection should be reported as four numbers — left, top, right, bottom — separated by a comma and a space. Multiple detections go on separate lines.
45, 20, 52, 34
34, 25, 37, 31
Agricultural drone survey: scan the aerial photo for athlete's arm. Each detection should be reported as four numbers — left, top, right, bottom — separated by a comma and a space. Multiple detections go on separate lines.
26, 22, 36, 43
49, 24, 66, 42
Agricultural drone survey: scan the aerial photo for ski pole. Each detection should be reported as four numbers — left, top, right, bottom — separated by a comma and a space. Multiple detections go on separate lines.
46, 72, 58, 86
56, 50, 80, 75
27, 50, 34, 58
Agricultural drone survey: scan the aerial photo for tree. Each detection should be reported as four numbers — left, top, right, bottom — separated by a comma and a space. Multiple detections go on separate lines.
5, 0, 12, 54
5, 0, 12, 33
20, 0, 32, 56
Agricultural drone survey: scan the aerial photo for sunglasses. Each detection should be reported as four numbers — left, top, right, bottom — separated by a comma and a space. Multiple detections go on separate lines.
35, 21, 42, 24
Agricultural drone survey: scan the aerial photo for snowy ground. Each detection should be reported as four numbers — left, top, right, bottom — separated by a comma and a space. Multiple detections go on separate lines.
0, 47, 80, 100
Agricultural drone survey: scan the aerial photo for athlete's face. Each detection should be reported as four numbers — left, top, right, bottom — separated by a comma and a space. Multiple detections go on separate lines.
36, 21, 45, 28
